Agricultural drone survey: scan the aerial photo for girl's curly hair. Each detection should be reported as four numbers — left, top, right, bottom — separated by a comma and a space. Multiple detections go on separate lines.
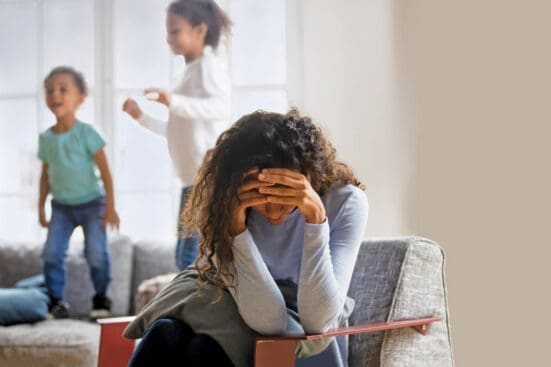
181, 108, 364, 291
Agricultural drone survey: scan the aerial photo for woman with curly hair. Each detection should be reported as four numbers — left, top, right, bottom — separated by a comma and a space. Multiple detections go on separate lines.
124, 108, 369, 367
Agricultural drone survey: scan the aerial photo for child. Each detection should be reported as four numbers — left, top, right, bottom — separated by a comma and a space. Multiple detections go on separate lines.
122, 0, 232, 270
124, 108, 369, 367
38, 66, 120, 320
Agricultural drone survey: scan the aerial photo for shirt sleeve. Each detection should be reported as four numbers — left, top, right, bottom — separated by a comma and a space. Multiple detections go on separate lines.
297, 187, 369, 333
136, 113, 168, 138
37, 134, 47, 162
226, 230, 288, 335
84, 125, 106, 155
169, 56, 231, 121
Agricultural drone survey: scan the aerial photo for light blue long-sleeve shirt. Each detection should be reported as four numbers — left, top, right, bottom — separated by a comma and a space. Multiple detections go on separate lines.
228, 183, 369, 336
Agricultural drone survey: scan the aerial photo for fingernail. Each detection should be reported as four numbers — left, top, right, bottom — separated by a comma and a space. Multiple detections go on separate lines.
259, 174, 266, 180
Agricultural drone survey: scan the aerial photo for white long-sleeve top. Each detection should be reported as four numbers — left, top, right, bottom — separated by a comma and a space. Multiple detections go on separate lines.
225, 184, 369, 336
137, 47, 231, 185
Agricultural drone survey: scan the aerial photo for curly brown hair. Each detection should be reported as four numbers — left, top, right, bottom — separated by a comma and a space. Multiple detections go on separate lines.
182, 108, 364, 291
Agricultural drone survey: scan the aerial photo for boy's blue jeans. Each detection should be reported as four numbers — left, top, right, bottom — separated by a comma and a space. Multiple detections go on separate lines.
42, 196, 111, 301
175, 186, 200, 270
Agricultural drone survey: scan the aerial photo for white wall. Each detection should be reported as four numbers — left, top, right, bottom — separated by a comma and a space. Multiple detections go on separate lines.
301, 0, 551, 365
301, 0, 417, 237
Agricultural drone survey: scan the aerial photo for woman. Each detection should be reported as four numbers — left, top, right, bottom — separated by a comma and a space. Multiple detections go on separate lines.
125, 108, 369, 367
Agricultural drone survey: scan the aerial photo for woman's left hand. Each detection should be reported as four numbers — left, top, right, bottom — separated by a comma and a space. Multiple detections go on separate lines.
257, 168, 326, 224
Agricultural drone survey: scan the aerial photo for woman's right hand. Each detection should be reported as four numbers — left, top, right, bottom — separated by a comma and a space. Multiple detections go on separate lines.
122, 98, 142, 119
39, 207, 49, 228
229, 168, 272, 236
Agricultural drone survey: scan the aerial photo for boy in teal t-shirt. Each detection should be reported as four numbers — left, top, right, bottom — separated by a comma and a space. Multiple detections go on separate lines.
38, 66, 120, 320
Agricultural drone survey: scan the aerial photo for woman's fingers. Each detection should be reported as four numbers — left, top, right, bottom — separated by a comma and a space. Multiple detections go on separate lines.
258, 185, 298, 197
261, 168, 303, 179
237, 179, 274, 195
237, 189, 267, 202
258, 171, 305, 189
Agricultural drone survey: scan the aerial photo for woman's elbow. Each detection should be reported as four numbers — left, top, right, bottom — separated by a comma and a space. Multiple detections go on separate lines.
300, 312, 340, 334
243, 311, 287, 336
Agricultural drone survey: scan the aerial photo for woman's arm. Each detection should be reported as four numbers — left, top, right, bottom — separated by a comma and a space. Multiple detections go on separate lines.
224, 168, 287, 335
93, 148, 120, 230
228, 231, 288, 335
297, 188, 368, 333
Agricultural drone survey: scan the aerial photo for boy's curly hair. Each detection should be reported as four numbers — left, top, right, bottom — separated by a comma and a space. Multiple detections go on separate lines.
181, 108, 364, 291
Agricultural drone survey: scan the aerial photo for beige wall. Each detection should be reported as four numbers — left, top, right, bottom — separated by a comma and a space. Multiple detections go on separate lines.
301, 0, 551, 365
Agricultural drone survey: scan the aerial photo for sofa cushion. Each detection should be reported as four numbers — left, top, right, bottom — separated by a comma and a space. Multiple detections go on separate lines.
0, 287, 49, 326
0, 319, 99, 367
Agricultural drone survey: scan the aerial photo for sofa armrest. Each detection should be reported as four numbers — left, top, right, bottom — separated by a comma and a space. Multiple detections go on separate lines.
254, 316, 440, 367
97, 316, 136, 367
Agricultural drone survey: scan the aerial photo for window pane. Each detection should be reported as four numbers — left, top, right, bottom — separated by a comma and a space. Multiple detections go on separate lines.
117, 192, 175, 241
0, 99, 38, 194
42, 0, 95, 87
114, 0, 170, 89
114, 94, 173, 191
0, 197, 38, 242
232, 89, 288, 119
230, 0, 286, 85
0, 1, 37, 94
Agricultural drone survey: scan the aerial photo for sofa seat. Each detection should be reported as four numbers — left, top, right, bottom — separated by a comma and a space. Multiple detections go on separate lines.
0, 319, 99, 367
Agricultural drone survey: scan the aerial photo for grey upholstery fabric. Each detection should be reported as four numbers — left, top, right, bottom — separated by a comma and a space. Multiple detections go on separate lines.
348, 237, 453, 367
130, 240, 178, 314
0, 235, 133, 317
380, 238, 454, 366
347, 238, 409, 366
0, 319, 99, 367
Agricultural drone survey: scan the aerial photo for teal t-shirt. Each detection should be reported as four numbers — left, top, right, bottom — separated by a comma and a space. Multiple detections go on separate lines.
38, 121, 106, 205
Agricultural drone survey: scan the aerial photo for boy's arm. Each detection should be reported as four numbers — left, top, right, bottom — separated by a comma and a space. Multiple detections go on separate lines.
38, 163, 50, 228
93, 148, 120, 230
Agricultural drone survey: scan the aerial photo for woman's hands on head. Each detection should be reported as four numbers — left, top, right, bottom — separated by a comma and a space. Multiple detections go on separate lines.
230, 167, 327, 236
257, 168, 326, 225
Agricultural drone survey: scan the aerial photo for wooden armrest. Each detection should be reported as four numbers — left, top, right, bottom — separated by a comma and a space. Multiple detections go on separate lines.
254, 316, 440, 367
97, 316, 136, 367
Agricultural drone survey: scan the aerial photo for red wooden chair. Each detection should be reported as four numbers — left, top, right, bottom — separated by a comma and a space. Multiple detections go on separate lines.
97, 315, 440, 367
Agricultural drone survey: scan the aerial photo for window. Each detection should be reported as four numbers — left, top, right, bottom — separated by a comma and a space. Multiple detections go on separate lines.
0, 0, 300, 242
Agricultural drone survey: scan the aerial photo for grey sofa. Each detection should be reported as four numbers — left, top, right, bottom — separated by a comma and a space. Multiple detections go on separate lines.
0, 236, 177, 367
0, 236, 453, 367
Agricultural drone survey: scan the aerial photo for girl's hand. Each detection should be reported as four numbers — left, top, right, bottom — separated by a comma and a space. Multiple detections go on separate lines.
103, 207, 120, 231
144, 88, 171, 107
39, 207, 49, 228
257, 168, 326, 224
230, 168, 272, 236
122, 98, 143, 119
